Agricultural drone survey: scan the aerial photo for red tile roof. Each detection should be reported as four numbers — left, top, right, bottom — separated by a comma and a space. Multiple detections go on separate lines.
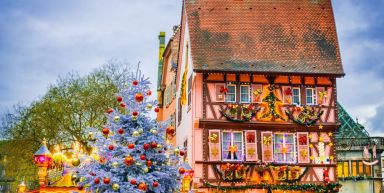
185, 0, 344, 76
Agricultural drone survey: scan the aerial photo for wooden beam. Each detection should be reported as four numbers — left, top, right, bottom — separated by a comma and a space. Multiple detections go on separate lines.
199, 119, 339, 131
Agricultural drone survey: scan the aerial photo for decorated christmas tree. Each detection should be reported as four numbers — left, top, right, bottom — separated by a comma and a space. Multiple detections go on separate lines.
75, 71, 183, 193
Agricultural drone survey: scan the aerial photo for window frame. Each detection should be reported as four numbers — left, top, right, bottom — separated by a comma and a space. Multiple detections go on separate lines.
305, 88, 317, 105
221, 131, 244, 161
226, 84, 237, 103
292, 87, 301, 105
240, 84, 250, 103
273, 133, 296, 163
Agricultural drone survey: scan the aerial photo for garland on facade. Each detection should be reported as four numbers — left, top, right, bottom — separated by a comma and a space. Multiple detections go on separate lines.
203, 182, 342, 193
285, 105, 324, 126
221, 104, 260, 122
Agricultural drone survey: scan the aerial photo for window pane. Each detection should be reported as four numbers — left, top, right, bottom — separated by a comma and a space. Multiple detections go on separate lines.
352, 161, 357, 177
343, 162, 349, 177
365, 165, 371, 176
358, 161, 364, 175
293, 88, 300, 104
337, 162, 343, 177
240, 86, 249, 103
306, 89, 313, 104
226, 85, 236, 102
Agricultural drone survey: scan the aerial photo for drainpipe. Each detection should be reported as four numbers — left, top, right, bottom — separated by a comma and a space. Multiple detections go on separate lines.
157, 32, 166, 106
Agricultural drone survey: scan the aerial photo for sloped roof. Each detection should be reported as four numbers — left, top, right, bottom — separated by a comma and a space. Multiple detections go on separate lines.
336, 102, 369, 139
185, 0, 344, 76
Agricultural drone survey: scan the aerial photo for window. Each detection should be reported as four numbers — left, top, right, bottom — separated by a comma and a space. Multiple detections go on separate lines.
226, 84, 236, 103
306, 88, 317, 105
292, 87, 300, 105
351, 161, 357, 177
364, 164, 371, 176
343, 161, 349, 177
222, 131, 243, 161
178, 98, 182, 125
172, 79, 176, 98
183, 139, 188, 161
240, 85, 250, 103
187, 75, 193, 108
274, 133, 296, 163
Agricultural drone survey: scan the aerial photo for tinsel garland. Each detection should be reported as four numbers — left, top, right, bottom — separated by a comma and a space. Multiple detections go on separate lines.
204, 182, 342, 193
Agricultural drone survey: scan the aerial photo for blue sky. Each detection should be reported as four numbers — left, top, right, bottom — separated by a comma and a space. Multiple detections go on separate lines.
0, 0, 383, 136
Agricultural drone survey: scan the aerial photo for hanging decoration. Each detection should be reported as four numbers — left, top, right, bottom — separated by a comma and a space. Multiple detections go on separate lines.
263, 136, 272, 146
259, 84, 285, 121
216, 163, 248, 181
284, 87, 292, 104
253, 89, 262, 102
285, 106, 324, 126
318, 91, 328, 104
209, 133, 218, 143
220, 86, 228, 94
323, 168, 330, 184
221, 104, 260, 122
204, 182, 342, 192
362, 160, 379, 166
246, 133, 255, 143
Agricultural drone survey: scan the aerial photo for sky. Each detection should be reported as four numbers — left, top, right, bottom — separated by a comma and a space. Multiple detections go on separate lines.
0, 0, 383, 136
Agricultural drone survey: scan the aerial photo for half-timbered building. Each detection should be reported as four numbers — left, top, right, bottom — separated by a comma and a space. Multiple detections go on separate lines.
157, 0, 345, 192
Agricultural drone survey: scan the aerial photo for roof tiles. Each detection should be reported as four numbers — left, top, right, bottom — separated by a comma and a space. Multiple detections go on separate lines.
185, 0, 344, 76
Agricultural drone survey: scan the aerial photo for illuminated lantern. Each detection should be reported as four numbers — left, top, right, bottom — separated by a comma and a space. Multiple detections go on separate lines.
33, 138, 52, 187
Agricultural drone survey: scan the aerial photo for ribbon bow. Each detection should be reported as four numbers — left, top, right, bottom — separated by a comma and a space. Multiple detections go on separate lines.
229, 145, 237, 153
319, 91, 328, 102
220, 86, 228, 94
253, 89, 262, 96
263, 136, 272, 145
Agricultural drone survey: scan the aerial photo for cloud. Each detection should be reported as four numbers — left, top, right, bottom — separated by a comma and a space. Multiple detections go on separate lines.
333, 0, 384, 135
0, 0, 182, 116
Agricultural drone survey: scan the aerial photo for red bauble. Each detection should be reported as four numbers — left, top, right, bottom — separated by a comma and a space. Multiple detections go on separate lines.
143, 144, 150, 150
94, 178, 100, 184
104, 177, 110, 184
179, 151, 185, 156
152, 181, 159, 188
120, 102, 126, 108
140, 154, 146, 160
146, 160, 152, 167
102, 128, 110, 135
108, 145, 114, 150
146, 90, 152, 96
107, 108, 114, 114
151, 142, 157, 148
78, 185, 84, 190
135, 93, 144, 102
132, 111, 138, 116
179, 167, 185, 174
133, 80, 139, 86
116, 96, 123, 102
128, 143, 135, 149
130, 179, 137, 185
124, 156, 134, 166
154, 107, 160, 113
118, 128, 124, 134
